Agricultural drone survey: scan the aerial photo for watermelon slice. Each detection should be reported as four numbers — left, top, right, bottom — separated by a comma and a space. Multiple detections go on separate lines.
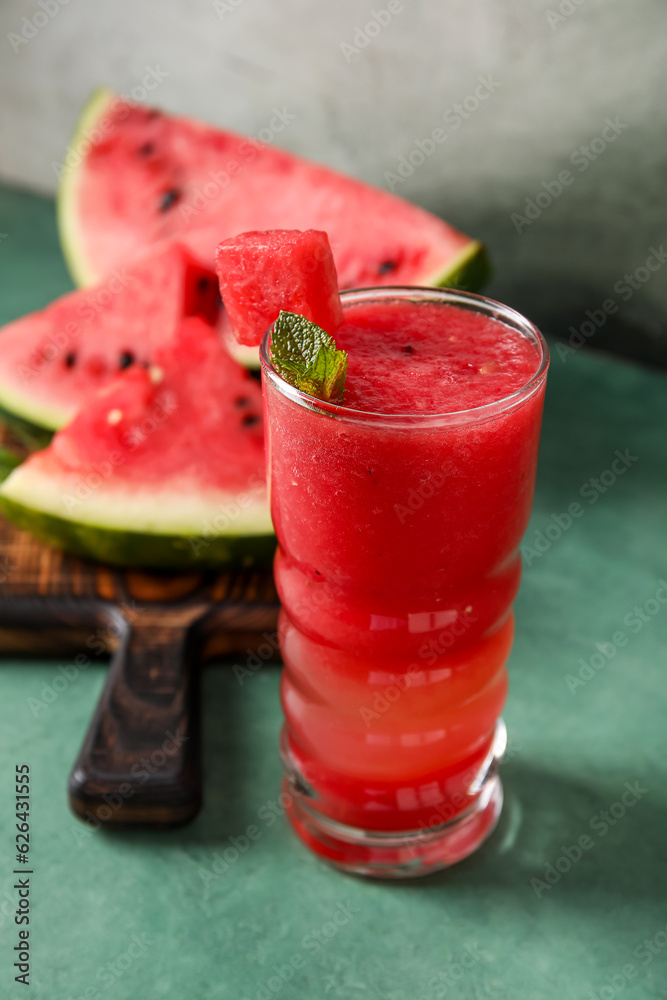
0, 243, 219, 447
216, 230, 343, 346
0, 318, 274, 568
58, 90, 489, 295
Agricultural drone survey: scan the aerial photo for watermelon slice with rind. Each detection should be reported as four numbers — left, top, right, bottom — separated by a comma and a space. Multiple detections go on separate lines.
0, 243, 219, 447
57, 90, 490, 295
0, 318, 274, 568
216, 229, 343, 347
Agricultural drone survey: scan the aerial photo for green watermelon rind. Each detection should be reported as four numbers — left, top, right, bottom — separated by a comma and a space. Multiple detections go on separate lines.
0, 495, 275, 568
0, 448, 23, 485
0, 372, 67, 448
223, 336, 265, 370
0, 402, 54, 450
0, 460, 275, 569
428, 240, 492, 292
0, 492, 275, 570
57, 88, 117, 288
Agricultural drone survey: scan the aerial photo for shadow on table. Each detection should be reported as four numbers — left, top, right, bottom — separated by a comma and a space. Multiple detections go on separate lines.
101, 692, 667, 919
95, 660, 284, 848
373, 759, 666, 913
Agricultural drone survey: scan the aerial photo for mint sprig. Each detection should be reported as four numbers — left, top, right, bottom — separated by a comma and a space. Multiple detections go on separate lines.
270, 311, 347, 402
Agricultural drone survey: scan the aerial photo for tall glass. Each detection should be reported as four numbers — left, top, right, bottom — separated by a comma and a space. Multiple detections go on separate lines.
260, 287, 549, 877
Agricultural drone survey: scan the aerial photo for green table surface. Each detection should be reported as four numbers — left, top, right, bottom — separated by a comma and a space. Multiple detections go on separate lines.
0, 186, 666, 1000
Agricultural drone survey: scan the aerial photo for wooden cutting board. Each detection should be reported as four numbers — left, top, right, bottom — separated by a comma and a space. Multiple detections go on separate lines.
0, 426, 280, 829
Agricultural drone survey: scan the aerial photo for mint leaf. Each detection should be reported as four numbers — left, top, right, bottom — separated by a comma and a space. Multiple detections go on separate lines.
270, 311, 347, 402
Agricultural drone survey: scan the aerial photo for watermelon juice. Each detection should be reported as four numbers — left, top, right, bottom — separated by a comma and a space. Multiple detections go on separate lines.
260, 287, 548, 876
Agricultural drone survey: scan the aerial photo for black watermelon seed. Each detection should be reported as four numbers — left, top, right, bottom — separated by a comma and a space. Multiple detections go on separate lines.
197, 276, 210, 294
241, 413, 260, 427
378, 260, 397, 275
402, 345, 414, 354
159, 188, 181, 212
248, 369, 262, 382
138, 142, 155, 157
64, 352, 76, 368
147, 109, 161, 120
119, 351, 135, 370
234, 396, 251, 408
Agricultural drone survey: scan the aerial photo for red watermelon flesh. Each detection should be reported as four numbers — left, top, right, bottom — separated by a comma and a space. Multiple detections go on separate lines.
0, 317, 273, 568
0, 242, 219, 436
215, 229, 343, 346
59, 92, 483, 291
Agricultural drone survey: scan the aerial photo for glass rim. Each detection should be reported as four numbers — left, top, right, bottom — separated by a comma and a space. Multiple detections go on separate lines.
259, 286, 549, 427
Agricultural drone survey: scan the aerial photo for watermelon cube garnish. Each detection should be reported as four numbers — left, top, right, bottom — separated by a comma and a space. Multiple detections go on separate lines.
215, 229, 343, 347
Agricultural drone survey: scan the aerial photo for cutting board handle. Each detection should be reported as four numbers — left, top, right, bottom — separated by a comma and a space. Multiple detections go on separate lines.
68, 605, 204, 827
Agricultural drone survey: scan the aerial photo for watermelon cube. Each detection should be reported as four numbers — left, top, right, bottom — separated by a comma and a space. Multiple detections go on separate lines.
215, 229, 343, 347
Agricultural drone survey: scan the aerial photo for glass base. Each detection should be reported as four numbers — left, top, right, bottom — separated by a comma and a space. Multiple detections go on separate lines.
282, 722, 506, 879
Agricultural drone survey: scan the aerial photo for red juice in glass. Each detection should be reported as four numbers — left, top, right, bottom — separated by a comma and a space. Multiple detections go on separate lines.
260, 287, 548, 877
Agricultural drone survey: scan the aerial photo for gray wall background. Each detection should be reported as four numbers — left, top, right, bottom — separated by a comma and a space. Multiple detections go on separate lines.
1, 0, 666, 363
